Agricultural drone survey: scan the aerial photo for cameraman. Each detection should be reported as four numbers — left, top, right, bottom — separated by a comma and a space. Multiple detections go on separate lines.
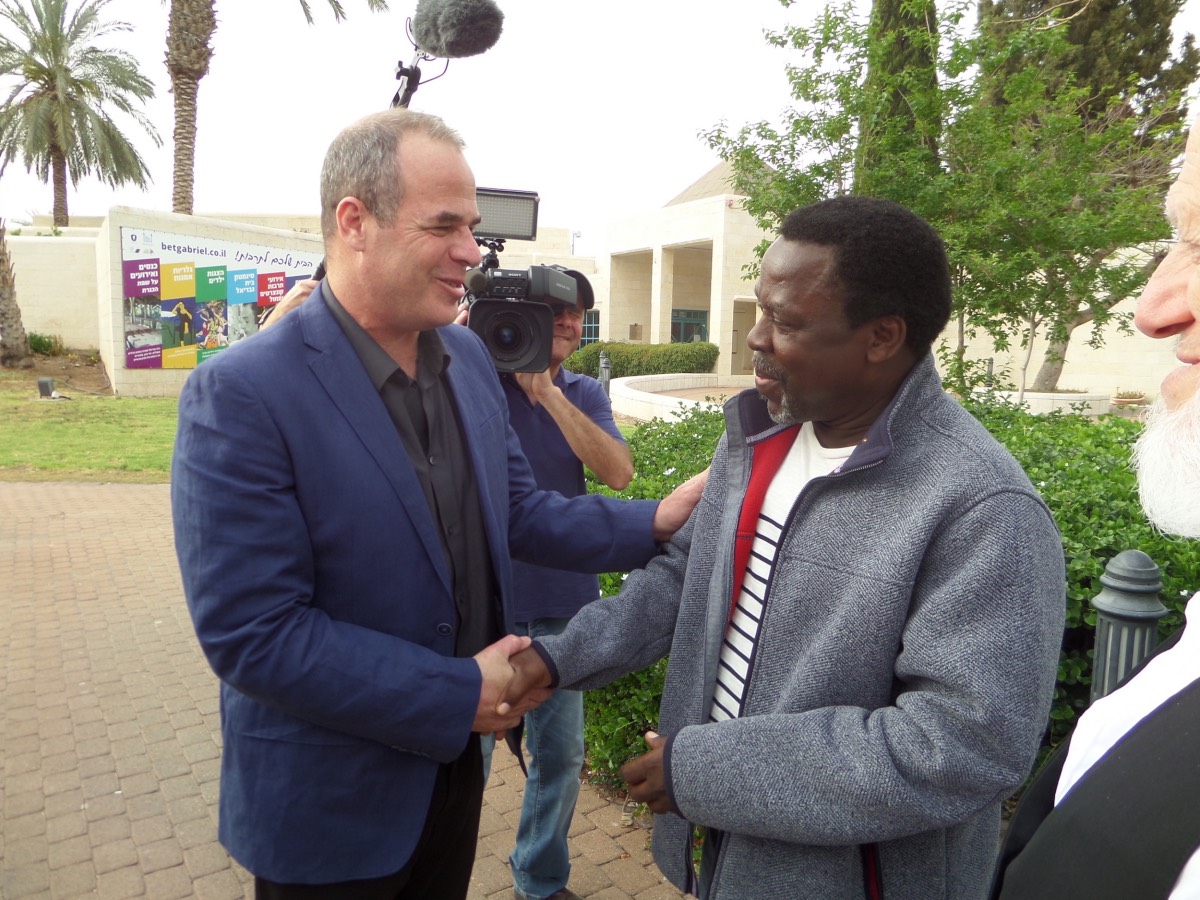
472, 269, 632, 900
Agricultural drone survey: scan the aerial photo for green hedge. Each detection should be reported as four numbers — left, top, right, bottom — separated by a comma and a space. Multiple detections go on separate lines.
564, 341, 719, 379
579, 395, 1200, 789
583, 405, 726, 790
960, 395, 1200, 748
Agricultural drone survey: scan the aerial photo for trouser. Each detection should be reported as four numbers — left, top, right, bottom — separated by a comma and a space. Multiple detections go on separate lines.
256, 735, 484, 900
482, 617, 584, 900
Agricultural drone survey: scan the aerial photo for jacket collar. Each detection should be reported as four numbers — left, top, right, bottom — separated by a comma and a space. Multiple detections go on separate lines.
728, 353, 943, 473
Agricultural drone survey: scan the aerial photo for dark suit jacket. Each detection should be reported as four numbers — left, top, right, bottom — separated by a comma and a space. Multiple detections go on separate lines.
992, 627, 1200, 899
171, 284, 658, 883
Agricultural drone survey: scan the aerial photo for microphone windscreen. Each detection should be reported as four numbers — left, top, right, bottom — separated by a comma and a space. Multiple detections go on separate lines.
412, 0, 504, 59
465, 267, 489, 294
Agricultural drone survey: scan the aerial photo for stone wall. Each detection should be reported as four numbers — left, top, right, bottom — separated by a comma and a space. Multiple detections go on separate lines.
9, 230, 101, 350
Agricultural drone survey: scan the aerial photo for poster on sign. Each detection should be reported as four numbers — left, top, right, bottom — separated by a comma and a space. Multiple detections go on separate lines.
120, 227, 322, 369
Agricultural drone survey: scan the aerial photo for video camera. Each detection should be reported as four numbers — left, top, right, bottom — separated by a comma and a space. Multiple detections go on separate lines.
465, 188, 593, 373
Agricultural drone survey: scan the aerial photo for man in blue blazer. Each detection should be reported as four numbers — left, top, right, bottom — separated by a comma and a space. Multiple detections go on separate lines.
171, 108, 701, 899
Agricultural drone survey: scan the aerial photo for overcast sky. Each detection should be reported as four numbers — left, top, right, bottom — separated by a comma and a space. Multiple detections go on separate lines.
2, 0, 1198, 255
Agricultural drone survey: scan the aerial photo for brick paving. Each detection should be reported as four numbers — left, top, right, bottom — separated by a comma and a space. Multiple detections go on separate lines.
0, 482, 684, 900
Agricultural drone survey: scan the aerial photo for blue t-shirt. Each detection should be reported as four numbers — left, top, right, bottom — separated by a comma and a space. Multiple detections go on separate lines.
501, 367, 626, 622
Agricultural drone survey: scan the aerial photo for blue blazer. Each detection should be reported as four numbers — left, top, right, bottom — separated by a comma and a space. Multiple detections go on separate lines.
171, 284, 657, 883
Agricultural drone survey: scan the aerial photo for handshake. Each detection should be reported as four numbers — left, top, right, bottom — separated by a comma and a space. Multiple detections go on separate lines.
471, 634, 554, 734
471, 634, 673, 813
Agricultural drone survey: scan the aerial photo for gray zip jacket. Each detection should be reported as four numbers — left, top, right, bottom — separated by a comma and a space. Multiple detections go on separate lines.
537, 355, 1066, 899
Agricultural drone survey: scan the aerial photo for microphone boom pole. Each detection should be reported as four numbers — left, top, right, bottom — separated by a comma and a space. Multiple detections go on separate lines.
392, 51, 423, 108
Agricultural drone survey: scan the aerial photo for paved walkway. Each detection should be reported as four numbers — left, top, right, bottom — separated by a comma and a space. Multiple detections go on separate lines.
0, 482, 684, 900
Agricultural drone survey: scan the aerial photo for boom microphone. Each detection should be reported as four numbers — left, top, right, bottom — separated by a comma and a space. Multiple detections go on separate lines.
412, 0, 504, 59
465, 267, 489, 295
393, 0, 503, 107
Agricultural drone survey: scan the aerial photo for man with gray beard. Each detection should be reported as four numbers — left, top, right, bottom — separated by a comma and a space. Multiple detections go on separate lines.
992, 121, 1200, 900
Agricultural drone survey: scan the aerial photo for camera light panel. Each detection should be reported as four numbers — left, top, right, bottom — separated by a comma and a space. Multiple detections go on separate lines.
476, 188, 539, 241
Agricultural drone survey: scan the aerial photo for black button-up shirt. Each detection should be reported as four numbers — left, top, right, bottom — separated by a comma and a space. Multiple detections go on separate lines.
324, 289, 500, 657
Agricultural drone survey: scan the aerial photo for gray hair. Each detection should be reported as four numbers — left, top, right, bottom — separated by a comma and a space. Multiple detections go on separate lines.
319, 108, 466, 239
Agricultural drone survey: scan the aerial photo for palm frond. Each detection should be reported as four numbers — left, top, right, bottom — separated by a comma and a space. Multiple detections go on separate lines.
0, 0, 160, 223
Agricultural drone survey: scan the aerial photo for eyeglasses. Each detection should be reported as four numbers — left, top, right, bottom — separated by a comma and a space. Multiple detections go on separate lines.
549, 303, 583, 320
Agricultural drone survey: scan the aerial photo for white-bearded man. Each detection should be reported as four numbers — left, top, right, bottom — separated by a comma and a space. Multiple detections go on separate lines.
992, 120, 1200, 900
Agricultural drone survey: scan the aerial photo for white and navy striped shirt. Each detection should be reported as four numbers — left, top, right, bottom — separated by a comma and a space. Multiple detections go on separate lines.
710, 423, 852, 722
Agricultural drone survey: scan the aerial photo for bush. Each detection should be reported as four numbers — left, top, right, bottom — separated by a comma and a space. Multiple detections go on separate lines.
960, 395, 1200, 747
565, 341, 719, 379
28, 332, 64, 355
580, 394, 1200, 786
583, 404, 725, 789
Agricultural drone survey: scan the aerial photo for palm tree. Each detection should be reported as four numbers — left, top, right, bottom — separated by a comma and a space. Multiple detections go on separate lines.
0, 217, 32, 369
164, 0, 214, 216
165, 0, 388, 215
0, 0, 161, 227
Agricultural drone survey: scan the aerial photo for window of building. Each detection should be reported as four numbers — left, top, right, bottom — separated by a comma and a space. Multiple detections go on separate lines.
580, 310, 600, 347
671, 309, 709, 343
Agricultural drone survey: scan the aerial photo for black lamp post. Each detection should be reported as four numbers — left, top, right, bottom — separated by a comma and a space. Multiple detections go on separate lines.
1090, 549, 1169, 703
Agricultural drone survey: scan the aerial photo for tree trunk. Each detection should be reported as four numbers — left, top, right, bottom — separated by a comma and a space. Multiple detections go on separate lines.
1030, 337, 1068, 392
1030, 306, 1096, 392
0, 220, 33, 369
171, 73, 200, 215
51, 148, 69, 228
946, 311, 968, 393
166, 0, 217, 215
1017, 314, 1040, 403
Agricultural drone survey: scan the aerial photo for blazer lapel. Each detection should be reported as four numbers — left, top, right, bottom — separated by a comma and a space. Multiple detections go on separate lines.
298, 288, 452, 595
440, 327, 508, 576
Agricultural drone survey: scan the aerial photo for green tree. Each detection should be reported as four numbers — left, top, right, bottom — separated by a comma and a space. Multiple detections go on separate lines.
705, 0, 983, 388
165, 0, 389, 215
979, 0, 1199, 391
704, 0, 1188, 396
981, 0, 1197, 125
0, 0, 160, 227
855, 0, 942, 195
702, 0, 961, 253
941, 33, 1177, 397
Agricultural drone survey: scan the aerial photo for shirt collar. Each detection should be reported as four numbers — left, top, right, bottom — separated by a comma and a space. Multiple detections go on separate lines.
322, 286, 450, 390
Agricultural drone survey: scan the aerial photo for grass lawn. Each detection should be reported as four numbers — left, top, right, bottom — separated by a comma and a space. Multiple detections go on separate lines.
0, 367, 176, 483
0, 361, 644, 483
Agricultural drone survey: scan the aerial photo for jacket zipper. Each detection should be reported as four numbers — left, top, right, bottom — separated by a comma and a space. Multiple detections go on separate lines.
861, 842, 884, 899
